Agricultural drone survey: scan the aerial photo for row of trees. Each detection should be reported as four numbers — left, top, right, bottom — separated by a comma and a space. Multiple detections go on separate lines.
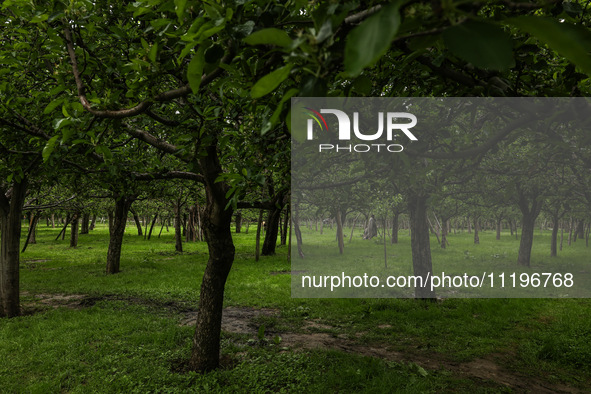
2, 0, 591, 371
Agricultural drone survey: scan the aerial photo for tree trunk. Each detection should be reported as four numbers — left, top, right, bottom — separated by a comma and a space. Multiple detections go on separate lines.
496, 218, 502, 240
62, 213, 70, 240
0, 178, 28, 318
235, 211, 242, 233
147, 212, 158, 240
280, 206, 289, 246
70, 211, 80, 248
174, 201, 183, 253
131, 209, 143, 236
517, 195, 542, 267
80, 212, 90, 234
89, 214, 97, 231
550, 214, 559, 257
255, 209, 264, 261
50, 213, 55, 228
189, 143, 235, 372
576, 220, 585, 241
473, 217, 480, 244
441, 221, 447, 249
106, 196, 134, 274
408, 193, 435, 299
262, 202, 283, 256
391, 211, 399, 244
108, 210, 114, 234
336, 208, 344, 255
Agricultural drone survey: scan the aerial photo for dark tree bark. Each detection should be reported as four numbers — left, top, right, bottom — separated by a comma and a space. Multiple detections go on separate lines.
575, 220, 585, 241
473, 216, 480, 244
130, 208, 143, 236
262, 201, 284, 256
80, 212, 90, 234
293, 204, 304, 258
496, 218, 502, 240
441, 221, 447, 249
70, 211, 80, 248
22, 212, 38, 253
89, 214, 97, 231
235, 211, 242, 233
0, 178, 28, 318
255, 209, 264, 261
551, 214, 559, 257
516, 190, 543, 267
108, 210, 114, 234
147, 212, 158, 240
106, 196, 135, 274
189, 143, 235, 372
336, 207, 344, 255
391, 211, 399, 244
408, 193, 436, 299
280, 206, 289, 246
62, 213, 70, 240
174, 201, 183, 253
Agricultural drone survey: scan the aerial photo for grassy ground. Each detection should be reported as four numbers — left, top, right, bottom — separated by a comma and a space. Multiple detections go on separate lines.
1, 222, 590, 392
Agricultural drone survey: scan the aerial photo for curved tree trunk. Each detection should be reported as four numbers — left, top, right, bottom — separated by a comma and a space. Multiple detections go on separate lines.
189, 143, 235, 372
106, 196, 134, 274
130, 208, 143, 236
408, 193, 435, 299
0, 178, 28, 318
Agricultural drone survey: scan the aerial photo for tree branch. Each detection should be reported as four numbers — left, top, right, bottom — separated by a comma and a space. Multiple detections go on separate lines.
64, 27, 230, 119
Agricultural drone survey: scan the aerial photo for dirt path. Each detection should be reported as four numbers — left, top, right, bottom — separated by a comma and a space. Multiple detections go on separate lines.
182, 307, 582, 394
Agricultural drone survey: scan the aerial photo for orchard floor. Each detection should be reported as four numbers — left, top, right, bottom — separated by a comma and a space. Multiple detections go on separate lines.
1, 223, 590, 393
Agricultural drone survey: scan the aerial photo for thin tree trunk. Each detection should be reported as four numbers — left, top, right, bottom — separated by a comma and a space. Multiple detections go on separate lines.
255, 209, 264, 261
174, 202, 183, 253
130, 209, 143, 236
280, 206, 289, 246
70, 211, 80, 248
147, 212, 158, 240
336, 207, 344, 255
550, 214, 559, 257
22, 213, 38, 252
496, 218, 502, 240
55, 214, 73, 241
391, 211, 399, 244
89, 214, 97, 231
560, 222, 564, 251
473, 217, 480, 244
235, 211, 242, 233
408, 193, 435, 299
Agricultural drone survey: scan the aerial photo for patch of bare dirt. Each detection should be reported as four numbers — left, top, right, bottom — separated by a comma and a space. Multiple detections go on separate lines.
184, 307, 582, 394
31, 293, 87, 309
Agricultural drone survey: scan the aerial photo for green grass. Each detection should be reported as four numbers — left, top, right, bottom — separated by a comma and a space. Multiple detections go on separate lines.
1, 222, 590, 392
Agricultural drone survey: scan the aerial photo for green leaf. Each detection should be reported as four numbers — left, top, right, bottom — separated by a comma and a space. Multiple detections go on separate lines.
95, 145, 112, 161
508, 16, 591, 76
187, 46, 206, 94
344, 3, 401, 76
148, 42, 158, 63
443, 20, 514, 71
43, 98, 63, 114
244, 28, 292, 47
251, 64, 293, 98
174, 0, 187, 23
42, 135, 60, 162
